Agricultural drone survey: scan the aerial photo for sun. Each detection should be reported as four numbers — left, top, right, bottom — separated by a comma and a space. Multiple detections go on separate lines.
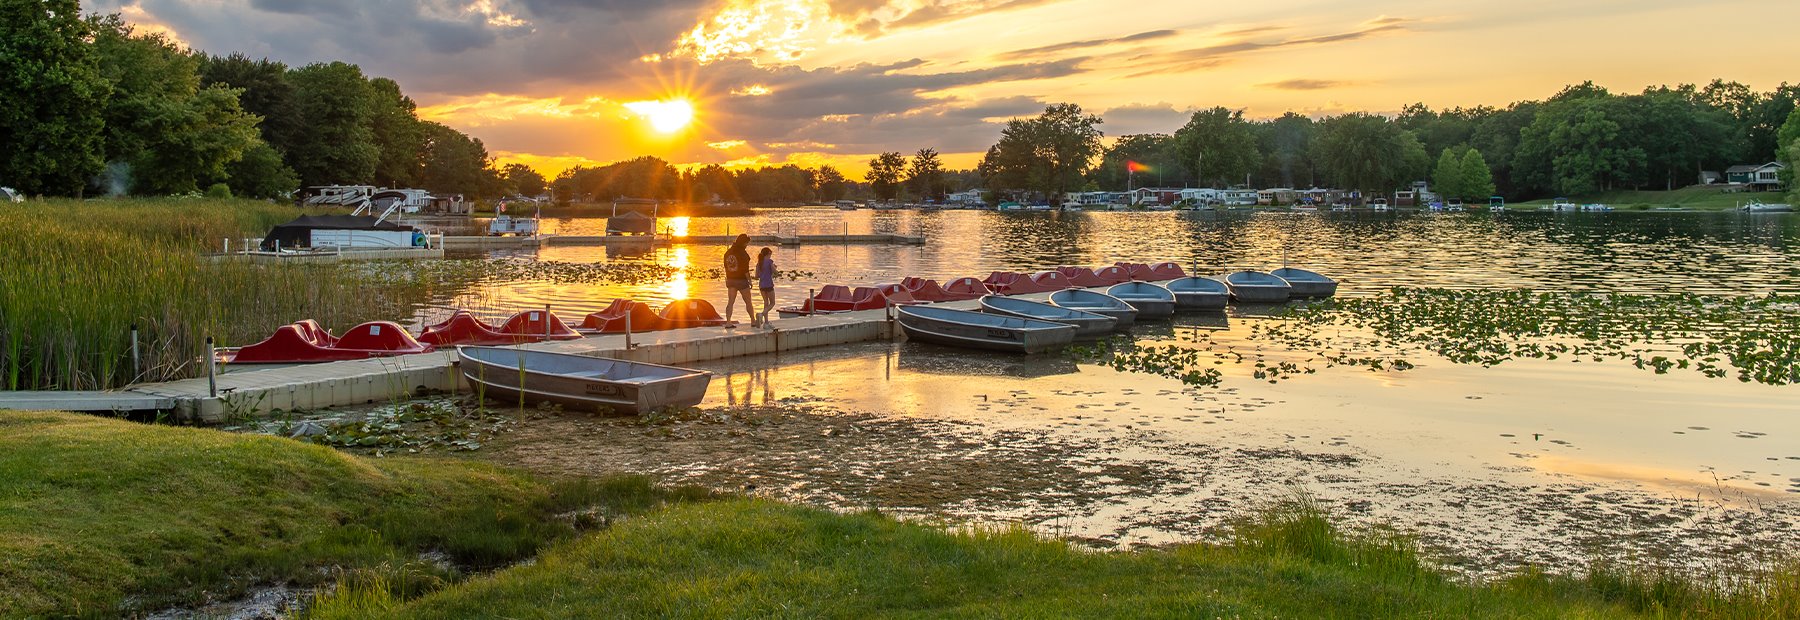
624, 99, 695, 133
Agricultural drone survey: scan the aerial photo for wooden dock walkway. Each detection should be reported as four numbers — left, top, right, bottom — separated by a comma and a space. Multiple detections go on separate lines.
0, 302, 979, 423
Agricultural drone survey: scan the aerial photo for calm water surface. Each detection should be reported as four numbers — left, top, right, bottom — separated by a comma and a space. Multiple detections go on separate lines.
445, 209, 1800, 317
430, 209, 1798, 562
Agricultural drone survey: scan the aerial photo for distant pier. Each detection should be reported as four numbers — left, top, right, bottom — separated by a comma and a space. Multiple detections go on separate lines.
441, 232, 926, 250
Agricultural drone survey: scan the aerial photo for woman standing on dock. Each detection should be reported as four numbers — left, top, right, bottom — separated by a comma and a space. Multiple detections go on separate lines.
755, 247, 776, 327
723, 234, 754, 326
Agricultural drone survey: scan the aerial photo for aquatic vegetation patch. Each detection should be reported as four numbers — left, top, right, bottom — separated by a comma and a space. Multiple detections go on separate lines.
1260, 288, 1800, 386
1077, 289, 1799, 388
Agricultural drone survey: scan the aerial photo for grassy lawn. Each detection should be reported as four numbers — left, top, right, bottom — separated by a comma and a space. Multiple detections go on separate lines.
314, 497, 1797, 619
0, 410, 713, 617
5, 409, 1795, 618
1507, 187, 1788, 210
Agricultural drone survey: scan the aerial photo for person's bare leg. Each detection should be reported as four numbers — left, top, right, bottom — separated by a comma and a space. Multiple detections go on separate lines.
759, 290, 774, 326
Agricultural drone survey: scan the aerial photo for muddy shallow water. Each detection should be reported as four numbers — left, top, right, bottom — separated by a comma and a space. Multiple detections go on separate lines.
478, 316, 1798, 578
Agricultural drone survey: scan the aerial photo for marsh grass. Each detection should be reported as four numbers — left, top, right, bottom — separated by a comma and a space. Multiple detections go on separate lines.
0, 199, 473, 390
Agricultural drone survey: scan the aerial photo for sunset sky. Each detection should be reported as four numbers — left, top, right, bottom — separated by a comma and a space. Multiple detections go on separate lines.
99, 0, 1798, 178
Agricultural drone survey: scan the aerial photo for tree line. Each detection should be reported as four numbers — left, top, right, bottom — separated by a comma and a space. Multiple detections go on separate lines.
985, 80, 1799, 204
1, 3, 510, 199
550, 154, 985, 205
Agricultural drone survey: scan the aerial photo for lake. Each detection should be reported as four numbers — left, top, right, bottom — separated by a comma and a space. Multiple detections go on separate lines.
435, 209, 1800, 574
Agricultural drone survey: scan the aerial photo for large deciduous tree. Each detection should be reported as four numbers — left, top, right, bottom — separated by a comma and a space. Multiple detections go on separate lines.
1312, 113, 1429, 195
417, 121, 494, 198
286, 61, 380, 187
813, 165, 848, 202
1512, 89, 1646, 196
500, 163, 546, 197
0, 0, 108, 196
88, 14, 259, 195
1777, 107, 1800, 194
904, 148, 946, 201
979, 103, 1103, 203
368, 77, 423, 187
1172, 107, 1259, 187
866, 151, 906, 201
1254, 113, 1316, 188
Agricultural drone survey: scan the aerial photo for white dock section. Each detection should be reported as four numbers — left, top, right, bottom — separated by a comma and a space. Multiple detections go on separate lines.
102, 303, 948, 424
0, 391, 175, 412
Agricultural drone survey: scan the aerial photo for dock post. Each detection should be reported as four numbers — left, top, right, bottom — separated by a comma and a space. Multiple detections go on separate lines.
808, 288, 815, 316
544, 304, 552, 341
223, 238, 229, 254
625, 310, 633, 350
205, 336, 218, 398
130, 324, 140, 381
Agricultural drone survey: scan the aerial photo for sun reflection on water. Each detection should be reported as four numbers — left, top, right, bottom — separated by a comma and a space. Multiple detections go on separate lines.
666, 216, 690, 237
664, 247, 691, 300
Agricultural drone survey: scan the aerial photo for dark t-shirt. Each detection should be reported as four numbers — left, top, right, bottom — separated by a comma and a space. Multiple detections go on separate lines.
724, 247, 750, 280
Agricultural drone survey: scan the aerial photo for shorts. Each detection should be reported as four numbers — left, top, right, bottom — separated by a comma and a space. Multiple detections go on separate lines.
727, 278, 752, 291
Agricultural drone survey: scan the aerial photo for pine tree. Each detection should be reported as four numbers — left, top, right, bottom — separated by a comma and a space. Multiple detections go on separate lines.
1431, 148, 1466, 200
1460, 149, 1497, 201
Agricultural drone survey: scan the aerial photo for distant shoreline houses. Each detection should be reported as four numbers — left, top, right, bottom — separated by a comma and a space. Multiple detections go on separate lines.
1713, 162, 1787, 192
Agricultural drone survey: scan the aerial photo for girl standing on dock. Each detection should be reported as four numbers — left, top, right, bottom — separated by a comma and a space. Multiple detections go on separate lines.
723, 234, 754, 326
755, 247, 776, 327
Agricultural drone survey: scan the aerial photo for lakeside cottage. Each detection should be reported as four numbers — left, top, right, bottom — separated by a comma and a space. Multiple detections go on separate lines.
1725, 162, 1787, 192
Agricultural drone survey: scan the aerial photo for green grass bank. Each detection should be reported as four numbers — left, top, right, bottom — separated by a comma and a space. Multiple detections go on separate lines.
0, 410, 715, 617
1506, 187, 1787, 210
0, 199, 470, 390
5, 410, 1795, 618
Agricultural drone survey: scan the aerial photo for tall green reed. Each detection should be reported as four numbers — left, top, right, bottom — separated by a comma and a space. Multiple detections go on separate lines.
0, 199, 468, 390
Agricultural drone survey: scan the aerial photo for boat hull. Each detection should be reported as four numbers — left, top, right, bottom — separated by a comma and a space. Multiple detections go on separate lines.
1165, 277, 1229, 309
458, 347, 711, 414
978, 296, 1116, 339
1107, 282, 1178, 318
897, 307, 1076, 354
1226, 272, 1292, 303
1048, 289, 1138, 328
1270, 268, 1338, 298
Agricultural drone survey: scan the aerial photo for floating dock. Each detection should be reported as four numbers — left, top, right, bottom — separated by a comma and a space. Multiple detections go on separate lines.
0, 303, 976, 423
206, 248, 446, 263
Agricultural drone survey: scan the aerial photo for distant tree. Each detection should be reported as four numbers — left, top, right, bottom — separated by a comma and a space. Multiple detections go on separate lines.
88, 14, 260, 195
979, 103, 1103, 202
286, 62, 380, 186
1172, 107, 1259, 187
1628, 87, 1737, 190
814, 165, 848, 202
867, 151, 906, 201
1091, 133, 1180, 190
1513, 96, 1646, 195
1465, 101, 1539, 198
0, 1, 108, 196
1431, 148, 1467, 200
500, 163, 546, 197
417, 121, 494, 198
198, 53, 299, 157
904, 148, 946, 201
1312, 113, 1428, 195
368, 77, 423, 188
1459, 148, 1496, 200
1254, 113, 1317, 188
1778, 107, 1800, 192
224, 140, 299, 199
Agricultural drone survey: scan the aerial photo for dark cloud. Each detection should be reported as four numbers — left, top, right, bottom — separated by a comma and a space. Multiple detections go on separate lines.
1098, 103, 1190, 136
996, 29, 1179, 60
1259, 79, 1353, 91
1118, 17, 1415, 78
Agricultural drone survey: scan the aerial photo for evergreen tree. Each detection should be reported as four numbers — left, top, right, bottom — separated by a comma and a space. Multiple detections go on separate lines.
1459, 149, 1497, 200
0, 0, 108, 195
1431, 148, 1466, 200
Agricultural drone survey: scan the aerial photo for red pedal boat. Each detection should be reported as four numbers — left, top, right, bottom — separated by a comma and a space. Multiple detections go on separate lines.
220, 321, 434, 364
579, 300, 671, 334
